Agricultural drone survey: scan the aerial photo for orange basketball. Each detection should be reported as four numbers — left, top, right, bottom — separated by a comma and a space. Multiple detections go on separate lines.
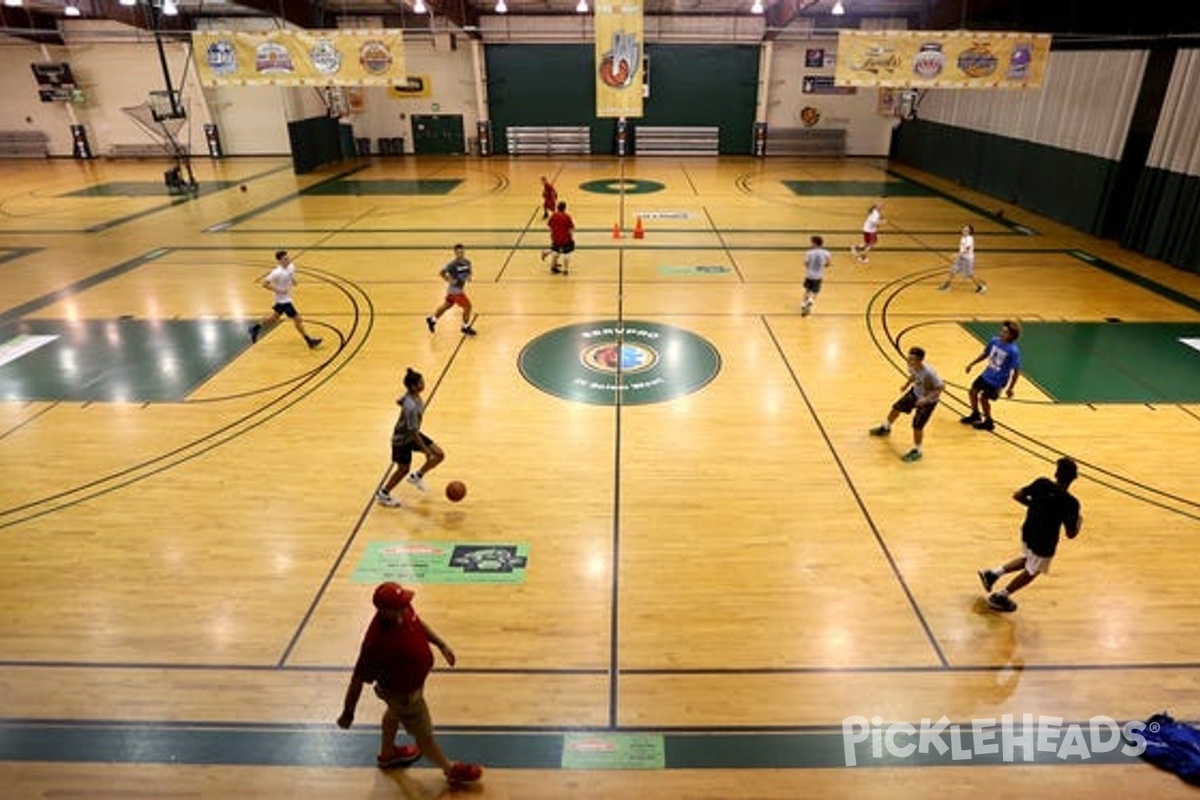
446, 480, 467, 502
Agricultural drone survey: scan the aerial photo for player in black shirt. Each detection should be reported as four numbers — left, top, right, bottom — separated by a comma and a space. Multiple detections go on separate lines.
977, 457, 1082, 612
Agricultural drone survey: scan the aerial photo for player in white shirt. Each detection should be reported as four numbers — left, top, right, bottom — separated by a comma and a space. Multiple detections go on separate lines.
851, 203, 884, 263
939, 224, 987, 293
248, 250, 322, 349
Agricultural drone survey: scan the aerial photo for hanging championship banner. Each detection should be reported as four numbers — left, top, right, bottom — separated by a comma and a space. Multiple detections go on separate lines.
192, 30, 406, 87
834, 30, 1051, 89
595, 0, 644, 118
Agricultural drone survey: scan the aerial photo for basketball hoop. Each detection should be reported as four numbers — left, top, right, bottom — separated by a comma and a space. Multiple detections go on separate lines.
148, 90, 185, 123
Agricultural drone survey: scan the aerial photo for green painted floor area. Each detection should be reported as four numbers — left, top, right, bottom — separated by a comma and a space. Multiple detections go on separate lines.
782, 180, 937, 197
0, 318, 251, 402
63, 181, 241, 197
301, 179, 462, 196
0, 719, 1145, 770
961, 321, 1200, 403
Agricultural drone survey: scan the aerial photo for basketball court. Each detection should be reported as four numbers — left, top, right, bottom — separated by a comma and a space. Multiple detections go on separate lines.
0, 153, 1198, 798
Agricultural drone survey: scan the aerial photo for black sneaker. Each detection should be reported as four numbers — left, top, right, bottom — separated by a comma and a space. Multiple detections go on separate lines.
960, 412, 981, 425
307, 337, 322, 349
987, 593, 1018, 613
973, 418, 995, 431
249, 324, 262, 343
978, 569, 998, 592
550, 265, 562, 274
426, 316, 436, 333
461, 326, 477, 337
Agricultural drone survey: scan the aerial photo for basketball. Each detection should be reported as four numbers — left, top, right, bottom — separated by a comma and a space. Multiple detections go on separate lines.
239, 184, 248, 192
446, 480, 467, 502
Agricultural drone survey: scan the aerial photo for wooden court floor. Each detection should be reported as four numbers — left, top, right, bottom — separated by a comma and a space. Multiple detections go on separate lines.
1, 153, 1199, 798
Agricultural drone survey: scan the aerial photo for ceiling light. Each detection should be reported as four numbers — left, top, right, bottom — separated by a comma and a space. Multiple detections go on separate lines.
4, 0, 24, 7
575, 0, 587, 11
412, 0, 426, 11
750, 0, 763, 12
63, 2, 81, 14
495, 0, 506, 11
162, 0, 178, 13
831, 0, 845, 14
119, 0, 136, 6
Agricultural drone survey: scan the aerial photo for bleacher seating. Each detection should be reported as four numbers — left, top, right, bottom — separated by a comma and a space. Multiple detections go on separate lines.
765, 128, 847, 157
0, 130, 50, 158
505, 126, 590, 155
634, 126, 719, 156
106, 144, 188, 158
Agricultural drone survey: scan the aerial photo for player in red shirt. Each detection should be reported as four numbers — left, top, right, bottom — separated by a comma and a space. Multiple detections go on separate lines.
337, 582, 483, 784
541, 200, 576, 275
540, 175, 557, 220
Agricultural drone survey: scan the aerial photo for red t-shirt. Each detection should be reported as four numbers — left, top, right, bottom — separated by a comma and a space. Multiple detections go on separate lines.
351, 608, 434, 695
548, 211, 574, 246
542, 183, 557, 210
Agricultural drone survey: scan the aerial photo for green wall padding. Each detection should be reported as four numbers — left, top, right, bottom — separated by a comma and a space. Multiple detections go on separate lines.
892, 119, 1115, 234
484, 43, 759, 155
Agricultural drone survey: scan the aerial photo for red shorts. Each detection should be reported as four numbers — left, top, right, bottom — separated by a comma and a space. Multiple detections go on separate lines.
862, 232, 879, 246
446, 293, 470, 308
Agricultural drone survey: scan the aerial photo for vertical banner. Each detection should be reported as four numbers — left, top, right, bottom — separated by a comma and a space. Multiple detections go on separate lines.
834, 30, 1051, 89
192, 30, 406, 87
595, 0, 643, 118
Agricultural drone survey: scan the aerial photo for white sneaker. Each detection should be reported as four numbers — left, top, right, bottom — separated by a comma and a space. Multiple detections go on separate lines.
801, 302, 812, 317
375, 489, 400, 507
407, 473, 427, 492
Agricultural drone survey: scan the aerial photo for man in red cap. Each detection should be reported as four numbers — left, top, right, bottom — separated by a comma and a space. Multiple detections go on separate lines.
337, 581, 483, 784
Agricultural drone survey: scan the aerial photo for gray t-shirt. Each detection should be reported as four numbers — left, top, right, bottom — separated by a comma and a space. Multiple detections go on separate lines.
391, 393, 425, 446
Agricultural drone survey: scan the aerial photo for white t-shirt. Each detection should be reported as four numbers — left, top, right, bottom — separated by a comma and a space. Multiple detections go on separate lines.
265, 262, 297, 304
958, 234, 975, 261
863, 208, 882, 234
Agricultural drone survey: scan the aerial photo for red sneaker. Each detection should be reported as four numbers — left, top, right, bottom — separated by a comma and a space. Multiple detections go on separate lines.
376, 745, 422, 769
446, 761, 483, 784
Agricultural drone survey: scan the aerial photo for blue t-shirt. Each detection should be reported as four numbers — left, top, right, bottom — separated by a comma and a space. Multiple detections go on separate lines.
980, 337, 1021, 388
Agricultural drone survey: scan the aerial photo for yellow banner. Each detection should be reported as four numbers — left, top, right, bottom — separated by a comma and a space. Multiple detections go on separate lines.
192, 31, 406, 87
595, 0, 643, 118
834, 30, 1051, 89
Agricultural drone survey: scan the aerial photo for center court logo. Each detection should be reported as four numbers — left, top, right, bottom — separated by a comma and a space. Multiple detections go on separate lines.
518, 320, 720, 406
842, 714, 1147, 766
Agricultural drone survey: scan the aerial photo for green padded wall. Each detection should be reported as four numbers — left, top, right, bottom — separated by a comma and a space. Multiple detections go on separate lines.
484, 43, 759, 155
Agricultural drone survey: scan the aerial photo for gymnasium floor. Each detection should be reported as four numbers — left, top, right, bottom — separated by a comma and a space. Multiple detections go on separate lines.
0, 153, 1198, 798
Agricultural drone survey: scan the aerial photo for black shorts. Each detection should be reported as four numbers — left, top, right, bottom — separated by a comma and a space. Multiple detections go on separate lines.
272, 302, 299, 318
391, 433, 434, 465
551, 241, 576, 255
803, 277, 823, 294
892, 390, 938, 430
971, 375, 1001, 400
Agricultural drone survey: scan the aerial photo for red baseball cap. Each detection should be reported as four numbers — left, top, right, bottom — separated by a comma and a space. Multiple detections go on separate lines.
372, 581, 414, 610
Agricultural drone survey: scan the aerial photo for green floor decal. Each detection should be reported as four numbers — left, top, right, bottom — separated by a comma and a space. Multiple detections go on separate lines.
961, 321, 1200, 403
353, 541, 529, 584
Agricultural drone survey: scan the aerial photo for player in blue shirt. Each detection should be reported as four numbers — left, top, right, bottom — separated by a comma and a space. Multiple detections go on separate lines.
960, 320, 1021, 431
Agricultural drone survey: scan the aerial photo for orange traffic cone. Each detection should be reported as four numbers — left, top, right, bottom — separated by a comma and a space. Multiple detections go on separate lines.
612, 223, 622, 239
632, 216, 645, 239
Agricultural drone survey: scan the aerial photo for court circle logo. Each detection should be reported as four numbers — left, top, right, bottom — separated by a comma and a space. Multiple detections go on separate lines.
579, 178, 665, 195
519, 320, 720, 406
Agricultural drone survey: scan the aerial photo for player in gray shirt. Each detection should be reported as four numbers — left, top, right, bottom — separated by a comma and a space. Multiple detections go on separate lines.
868, 346, 945, 462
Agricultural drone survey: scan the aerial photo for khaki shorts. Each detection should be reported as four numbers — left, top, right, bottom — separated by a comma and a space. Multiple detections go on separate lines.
373, 684, 434, 741
1022, 545, 1053, 575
